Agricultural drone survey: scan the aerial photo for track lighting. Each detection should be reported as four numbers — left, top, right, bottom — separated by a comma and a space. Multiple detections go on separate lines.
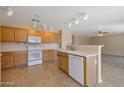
6, 7, 14, 16
32, 15, 40, 28
75, 17, 79, 24
68, 23, 72, 28
84, 14, 89, 21
65, 10, 89, 28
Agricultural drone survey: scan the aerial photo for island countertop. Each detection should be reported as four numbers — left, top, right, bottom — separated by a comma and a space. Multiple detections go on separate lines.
57, 49, 98, 57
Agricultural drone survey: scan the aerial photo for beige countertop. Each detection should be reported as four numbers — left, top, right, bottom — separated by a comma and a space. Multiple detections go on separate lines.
58, 49, 98, 57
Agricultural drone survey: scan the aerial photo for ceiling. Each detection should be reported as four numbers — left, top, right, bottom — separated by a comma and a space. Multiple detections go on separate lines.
1, 6, 124, 37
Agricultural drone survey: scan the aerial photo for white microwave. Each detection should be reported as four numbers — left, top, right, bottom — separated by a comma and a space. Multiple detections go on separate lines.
28, 36, 41, 43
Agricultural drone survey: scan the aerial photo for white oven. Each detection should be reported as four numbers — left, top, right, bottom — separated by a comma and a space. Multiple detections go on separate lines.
28, 36, 42, 66
28, 36, 41, 43
28, 50, 42, 61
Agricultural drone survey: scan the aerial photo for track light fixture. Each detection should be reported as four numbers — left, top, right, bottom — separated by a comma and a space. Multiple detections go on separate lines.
66, 10, 89, 28
6, 7, 14, 16
75, 17, 79, 24
84, 14, 89, 21
68, 23, 72, 28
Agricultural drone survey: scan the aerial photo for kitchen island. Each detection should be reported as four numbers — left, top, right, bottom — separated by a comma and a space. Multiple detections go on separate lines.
57, 49, 99, 87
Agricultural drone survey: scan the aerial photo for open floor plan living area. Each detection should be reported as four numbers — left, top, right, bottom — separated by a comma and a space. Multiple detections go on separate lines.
0, 6, 124, 87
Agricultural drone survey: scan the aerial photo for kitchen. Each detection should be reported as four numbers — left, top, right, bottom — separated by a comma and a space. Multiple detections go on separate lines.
0, 6, 124, 87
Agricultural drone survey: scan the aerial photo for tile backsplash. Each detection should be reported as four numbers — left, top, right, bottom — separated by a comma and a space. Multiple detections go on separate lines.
1, 42, 59, 52
1, 42, 28, 52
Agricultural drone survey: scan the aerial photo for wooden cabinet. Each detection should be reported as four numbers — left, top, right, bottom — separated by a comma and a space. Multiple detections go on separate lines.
57, 52, 68, 74
28, 29, 41, 36
15, 28, 28, 42
1, 26, 61, 43
54, 33, 61, 43
1, 52, 14, 68
1, 51, 28, 68
41, 32, 61, 43
40, 31, 46, 43
42, 49, 56, 62
14, 51, 28, 66
1, 26, 15, 42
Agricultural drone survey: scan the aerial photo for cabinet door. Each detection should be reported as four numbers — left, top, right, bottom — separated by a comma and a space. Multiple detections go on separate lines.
14, 51, 28, 66
1, 26, 15, 42
15, 28, 28, 42
57, 52, 68, 74
61, 56, 68, 73
48, 32, 55, 42
28, 29, 41, 36
1, 52, 14, 68
54, 33, 61, 43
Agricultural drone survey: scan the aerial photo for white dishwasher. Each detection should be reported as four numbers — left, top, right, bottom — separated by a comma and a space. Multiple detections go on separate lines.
69, 54, 84, 85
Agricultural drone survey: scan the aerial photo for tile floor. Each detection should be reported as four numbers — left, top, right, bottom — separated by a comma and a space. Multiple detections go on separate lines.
1, 55, 124, 87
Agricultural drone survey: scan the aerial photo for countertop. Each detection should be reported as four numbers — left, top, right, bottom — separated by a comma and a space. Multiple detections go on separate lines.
57, 49, 98, 57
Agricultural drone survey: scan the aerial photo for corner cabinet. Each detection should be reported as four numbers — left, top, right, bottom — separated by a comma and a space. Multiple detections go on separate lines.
57, 52, 69, 74
15, 28, 28, 42
1, 26, 15, 42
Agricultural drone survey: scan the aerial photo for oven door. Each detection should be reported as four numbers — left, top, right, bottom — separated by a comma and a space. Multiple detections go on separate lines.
28, 50, 42, 61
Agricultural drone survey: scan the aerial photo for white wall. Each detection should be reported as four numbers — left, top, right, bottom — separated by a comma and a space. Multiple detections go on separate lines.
61, 30, 72, 49
72, 35, 91, 45
73, 33, 124, 56
90, 33, 124, 56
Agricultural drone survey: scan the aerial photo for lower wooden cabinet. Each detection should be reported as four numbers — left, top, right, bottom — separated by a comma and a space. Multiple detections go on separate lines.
14, 51, 28, 66
42, 49, 57, 62
57, 52, 68, 74
1, 51, 28, 68
1, 52, 14, 68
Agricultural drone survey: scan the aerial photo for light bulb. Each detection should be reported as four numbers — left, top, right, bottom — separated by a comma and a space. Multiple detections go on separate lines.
68, 23, 72, 27
75, 17, 79, 24
6, 8, 14, 16
84, 14, 88, 21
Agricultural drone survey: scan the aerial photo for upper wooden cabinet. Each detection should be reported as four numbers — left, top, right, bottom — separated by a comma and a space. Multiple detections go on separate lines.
1, 26, 15, 42
28, 29, 41, 36
40, 31, 46, 43
15, 28, 28, 42
42, 32, 61, 43
54, 33, 61, 43
1, 26, 61, 43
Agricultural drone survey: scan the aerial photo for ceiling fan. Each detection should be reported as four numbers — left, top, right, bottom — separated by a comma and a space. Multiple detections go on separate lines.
97, 25, 109, 37
97, 31, 109, 37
